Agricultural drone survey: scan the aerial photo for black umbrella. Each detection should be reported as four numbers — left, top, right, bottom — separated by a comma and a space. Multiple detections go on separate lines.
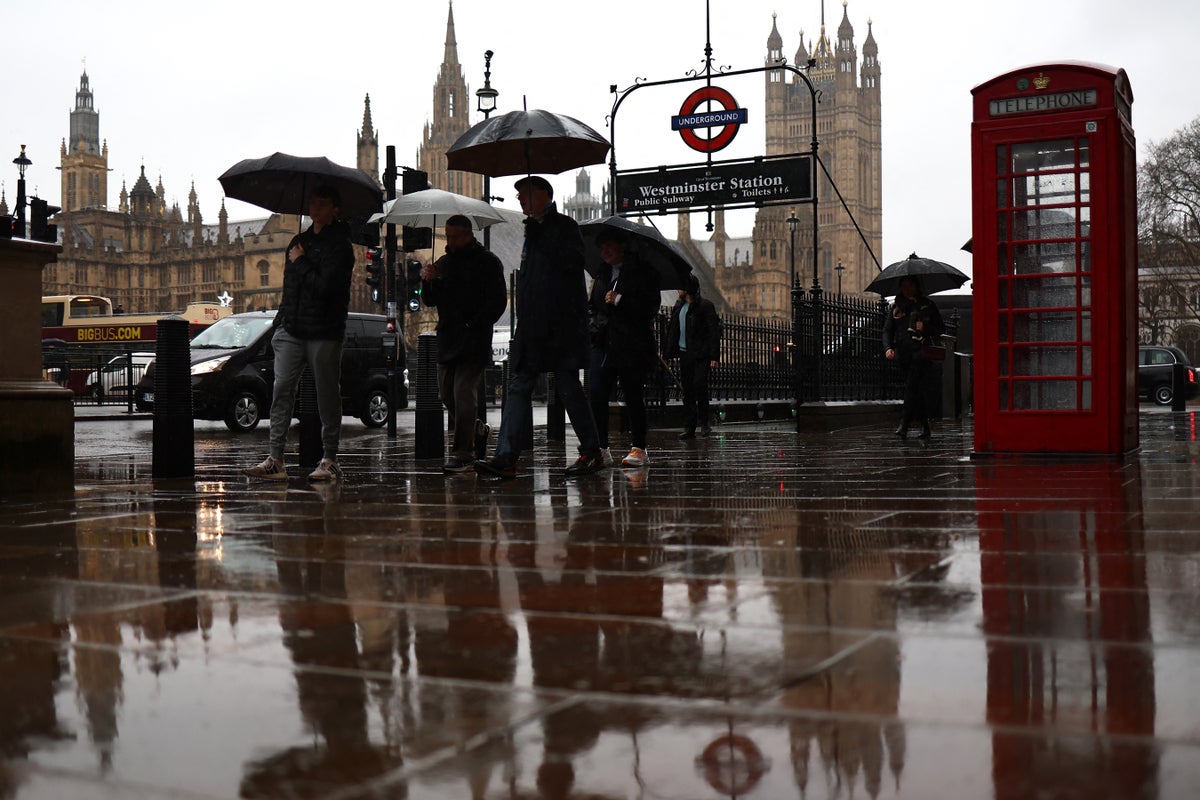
579, 216, 692, 290
445, 109, 610, 177
865, 252, 970, 297
218, 152, 382, 217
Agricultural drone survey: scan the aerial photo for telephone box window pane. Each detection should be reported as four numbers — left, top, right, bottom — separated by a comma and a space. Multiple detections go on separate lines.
1080, 276, 1091, 307
1014, 207, 1080, 241
996, 145, 1008, 174
1012, 346, 1078, 377
1080, 240, 1092, 272
1013, 242, 1076, 275
996, 179, 1009, 208
998, 346, 1009, 377
997, 244, 1010, 276
1081, 312, 1091, 340
1015, 172, 1076, 205
1081, 380, 1092, 410
1078, 171, 1090, 203
1012, 311, 1077, 343
999, 381, 1009, 410
1013, 380, 1077, 410
997, 213, 1008, 244
1078, 139, 1090, 167
998, 315, 1009, 342
999, 281, 1009, 308
1081, 346, 1092, 376
1009, 276, 1078, 308
1010, 139, 1076, 173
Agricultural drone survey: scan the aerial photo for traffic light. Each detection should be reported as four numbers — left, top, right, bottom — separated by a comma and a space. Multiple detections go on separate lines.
364, 247, 384, 305
406, 259, 423, 312
401, 169, 433, 251
29, 197, 60, 243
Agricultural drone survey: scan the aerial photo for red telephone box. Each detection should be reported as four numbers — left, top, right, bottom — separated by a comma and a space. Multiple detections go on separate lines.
971, 63, 1137, 455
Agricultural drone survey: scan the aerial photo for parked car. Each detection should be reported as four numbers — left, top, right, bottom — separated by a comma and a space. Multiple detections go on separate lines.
1137, 345, 1199, 406
135, 311, 397, 431
85, 351, 156, 400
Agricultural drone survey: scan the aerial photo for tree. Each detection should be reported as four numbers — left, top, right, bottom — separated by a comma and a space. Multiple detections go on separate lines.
1138, 115, 1200, 350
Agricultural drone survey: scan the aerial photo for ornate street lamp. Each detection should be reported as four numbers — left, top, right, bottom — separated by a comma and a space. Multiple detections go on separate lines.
475, 50, 499, 248
835, 260, 844, 295
12, 145, 31, 239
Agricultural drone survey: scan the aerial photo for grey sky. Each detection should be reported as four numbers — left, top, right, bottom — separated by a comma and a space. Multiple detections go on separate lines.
3, 0, 1198, 281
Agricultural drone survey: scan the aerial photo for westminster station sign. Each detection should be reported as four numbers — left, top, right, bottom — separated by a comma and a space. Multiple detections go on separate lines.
616, 155, 812, 214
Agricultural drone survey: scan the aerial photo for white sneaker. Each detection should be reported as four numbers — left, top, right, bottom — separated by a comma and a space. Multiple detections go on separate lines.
621, 447, 648, 467
307, 458, 342, 482
244, 456, 287, 480
600, 448, 614, 468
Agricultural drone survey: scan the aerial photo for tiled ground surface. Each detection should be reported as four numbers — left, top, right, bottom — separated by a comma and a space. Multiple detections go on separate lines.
1, 409, 1199, 799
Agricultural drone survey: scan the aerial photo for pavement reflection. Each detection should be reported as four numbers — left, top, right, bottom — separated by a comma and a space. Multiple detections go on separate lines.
0, 412, 1198, 798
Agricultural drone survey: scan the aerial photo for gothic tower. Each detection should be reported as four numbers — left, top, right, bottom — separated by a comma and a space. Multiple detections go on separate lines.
735, 2, 881, 318
357, 94, 379, 184
59, 70, 109, 211
415, 2, 482, 202
563, 168, 604, 223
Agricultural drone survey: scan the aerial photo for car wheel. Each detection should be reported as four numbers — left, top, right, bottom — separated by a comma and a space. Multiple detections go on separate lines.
1154, 384, 1174, 406
360, 388, 389, 428
225, 391, 263, 432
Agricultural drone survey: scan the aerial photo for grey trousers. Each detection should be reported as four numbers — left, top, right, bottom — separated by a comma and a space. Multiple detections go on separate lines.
268, 328, 343, 462
437, 359, 487, 460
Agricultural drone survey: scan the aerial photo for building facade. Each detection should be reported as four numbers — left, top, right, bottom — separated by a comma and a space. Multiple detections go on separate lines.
705, 5, 881, 318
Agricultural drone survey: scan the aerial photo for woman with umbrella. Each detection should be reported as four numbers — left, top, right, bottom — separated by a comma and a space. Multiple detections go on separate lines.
586, 228, 662, 469
883, 275, 944, 439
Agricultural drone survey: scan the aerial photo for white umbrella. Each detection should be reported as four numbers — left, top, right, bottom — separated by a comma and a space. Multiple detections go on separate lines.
369, 188, 522, 229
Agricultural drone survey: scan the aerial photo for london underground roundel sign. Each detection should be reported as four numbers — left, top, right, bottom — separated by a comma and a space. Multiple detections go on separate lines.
672, 86, 748, 153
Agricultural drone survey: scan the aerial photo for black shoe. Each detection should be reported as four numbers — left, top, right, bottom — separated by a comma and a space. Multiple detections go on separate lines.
474, 422, 491, 459
917, 421, 932, 439
443, 456, 475, 474
474, 457, 517, 479
700, 427, 713, 437
565, 452, 604, 477
894, 424, 908, 439
679, 430, 696, 440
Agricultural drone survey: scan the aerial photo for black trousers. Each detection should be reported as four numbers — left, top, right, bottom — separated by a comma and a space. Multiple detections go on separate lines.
588, 348, 648, 450
900, 356, 933, 425
680, 355, 711, 432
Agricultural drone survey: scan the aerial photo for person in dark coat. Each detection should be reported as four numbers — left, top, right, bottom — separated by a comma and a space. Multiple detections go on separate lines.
664, 275, 721, 438
883, 275, 944, 439
586, 229, 661, 468
245, 184, 355, 482
421, 214, 507, 473
475, 175, 603, 479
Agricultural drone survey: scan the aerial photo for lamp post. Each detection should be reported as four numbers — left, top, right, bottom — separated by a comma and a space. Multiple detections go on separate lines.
786, 210, 799, 290
475, 50, 499, 249
835, 260, 844, 295
12, 145, 31, 239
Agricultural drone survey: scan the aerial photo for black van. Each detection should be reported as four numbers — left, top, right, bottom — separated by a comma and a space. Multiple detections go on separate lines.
136, 311, 395, 432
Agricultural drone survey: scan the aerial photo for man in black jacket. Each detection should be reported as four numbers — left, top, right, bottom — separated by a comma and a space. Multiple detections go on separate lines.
665, 275, 721, 438
475, 176, 603, 479
421, 214, 507, 473
245, 184, 354, 482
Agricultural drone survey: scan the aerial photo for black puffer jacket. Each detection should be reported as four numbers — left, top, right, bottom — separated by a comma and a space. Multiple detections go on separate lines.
883, 293, 943, 362
277, 219, 355, 340
422, 239, 507, 364
509, 204, 589, 372
587, 256, 661, 370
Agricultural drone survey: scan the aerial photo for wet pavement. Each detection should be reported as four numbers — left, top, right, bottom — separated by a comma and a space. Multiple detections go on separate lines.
2, 408, 1199, 799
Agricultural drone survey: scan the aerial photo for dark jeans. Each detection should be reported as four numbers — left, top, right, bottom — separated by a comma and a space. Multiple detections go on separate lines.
588, 347, 648, 450
494, 366, 599, 465
900, 356, 933, 425
680, 354, 711, 433
437, 359, 486, 460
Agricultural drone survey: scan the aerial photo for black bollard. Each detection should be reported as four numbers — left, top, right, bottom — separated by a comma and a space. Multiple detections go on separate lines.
1172, 362, 1187, 412
415, 332, 444, 459
296, 367, 321, 471
152, 315, 194, 479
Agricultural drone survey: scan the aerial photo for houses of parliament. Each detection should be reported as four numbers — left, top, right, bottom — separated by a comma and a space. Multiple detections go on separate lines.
27, 2, 881, 321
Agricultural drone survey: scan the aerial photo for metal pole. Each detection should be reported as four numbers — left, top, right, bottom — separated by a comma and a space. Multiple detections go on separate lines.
384, 146, 401, 437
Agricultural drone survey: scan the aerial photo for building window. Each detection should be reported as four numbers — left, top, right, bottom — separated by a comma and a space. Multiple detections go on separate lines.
448, 90, 455, 117
259, 259, 270, 287
234, 260, 245, 282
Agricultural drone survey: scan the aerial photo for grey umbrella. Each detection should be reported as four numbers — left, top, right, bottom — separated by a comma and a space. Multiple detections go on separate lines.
369, 189, 523, 230
579, 216, 692, 290
865, 252, 970, 297
445, 109, 610, 177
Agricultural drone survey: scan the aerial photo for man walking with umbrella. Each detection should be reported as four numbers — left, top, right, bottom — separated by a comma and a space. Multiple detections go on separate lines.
475, 176, 604, 479
245, 185, 355, 481
421, 214, 507, 473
